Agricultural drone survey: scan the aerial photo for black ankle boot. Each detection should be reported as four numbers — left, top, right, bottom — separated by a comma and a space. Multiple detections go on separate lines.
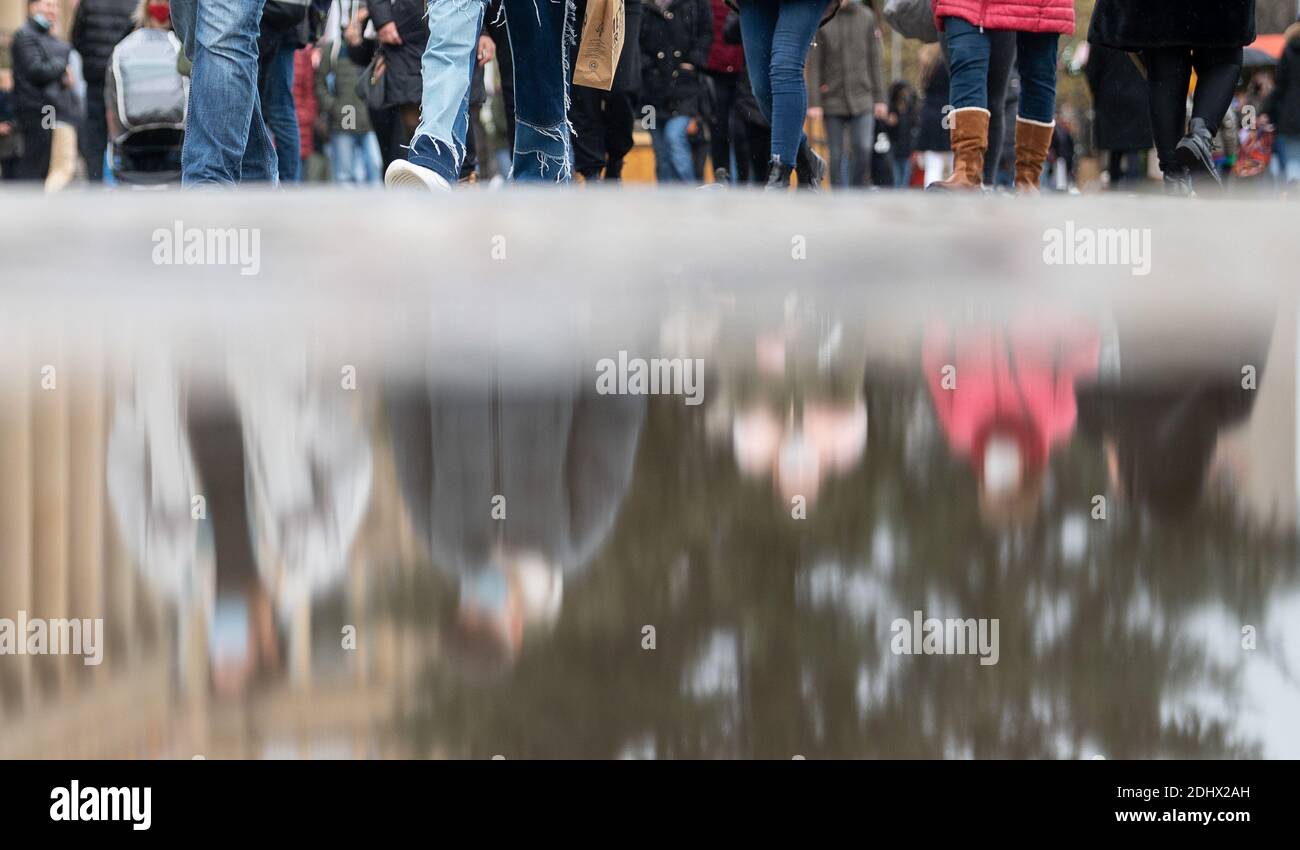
795, 139, 825, 191
1162, 169, 1192, 196
1175, 118, 1222, 187
765, 156, 793, 191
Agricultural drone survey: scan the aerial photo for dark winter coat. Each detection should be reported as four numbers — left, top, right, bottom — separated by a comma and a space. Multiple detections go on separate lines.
10, 18, 71, 120
364, 0, 428, 108
1263, 25, 1300, 137
807, 1, 886, 117
640, 0, 713, 119
70, 0, 136, 84
315, 39, 373, 134
1084, 44, 1152, 152
1089, 0, 1257, 51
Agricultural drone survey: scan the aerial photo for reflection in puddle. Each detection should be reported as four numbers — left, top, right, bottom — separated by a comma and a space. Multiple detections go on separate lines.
0, 292, 1297, 759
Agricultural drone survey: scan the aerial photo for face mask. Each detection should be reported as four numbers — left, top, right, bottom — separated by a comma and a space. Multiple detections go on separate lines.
32, 13, 52, 29
147, 2, 171, 24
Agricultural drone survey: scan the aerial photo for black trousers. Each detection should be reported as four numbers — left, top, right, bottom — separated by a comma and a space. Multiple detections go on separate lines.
16, 119, 52, 181
80, 80, 108, 182
570, 85, 635, 179
705, 70, 741, 179
1139, 46, 1242, 174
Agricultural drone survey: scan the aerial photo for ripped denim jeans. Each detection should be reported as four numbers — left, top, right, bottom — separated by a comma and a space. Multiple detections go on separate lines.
408, 0, 489, 183
410, 0, 577, 183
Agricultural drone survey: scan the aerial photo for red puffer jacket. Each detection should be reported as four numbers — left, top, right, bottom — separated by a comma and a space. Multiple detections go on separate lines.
933, 0, 1074, 35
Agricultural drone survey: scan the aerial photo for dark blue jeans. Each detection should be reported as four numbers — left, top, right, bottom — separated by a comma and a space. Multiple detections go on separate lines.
504, 0, 577, 182
944, 17, 1058, 124
738, 0, 823, 167
260, 42, 300, 183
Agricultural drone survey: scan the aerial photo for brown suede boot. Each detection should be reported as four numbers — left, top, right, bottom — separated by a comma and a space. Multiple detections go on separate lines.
1014, 117, 1055, 194
927, 107, 989, 191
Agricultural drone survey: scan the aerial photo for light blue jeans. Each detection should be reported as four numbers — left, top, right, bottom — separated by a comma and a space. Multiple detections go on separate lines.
651, 115, 694, 182
330, 131, 383, 184
1279, 134, 1300, 185
172, 0, 280, 185
407, 0, 488, 183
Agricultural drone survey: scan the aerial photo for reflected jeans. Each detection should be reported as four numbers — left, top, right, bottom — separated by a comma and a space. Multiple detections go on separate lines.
172, 0, 280, 185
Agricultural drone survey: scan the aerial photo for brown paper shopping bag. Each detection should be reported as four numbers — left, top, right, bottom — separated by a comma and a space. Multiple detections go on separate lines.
573, 0, 626, 91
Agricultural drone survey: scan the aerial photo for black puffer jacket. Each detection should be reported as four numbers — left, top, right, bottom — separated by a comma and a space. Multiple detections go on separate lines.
71, 0, 137, 84
1264, 26, 1300, 137
10, 18, 71, 119
364, 0, 427, 108
640, 0, 713, 119
1089, 0, 1256, 51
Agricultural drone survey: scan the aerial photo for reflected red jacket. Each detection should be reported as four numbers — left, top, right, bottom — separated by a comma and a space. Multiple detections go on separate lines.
933, 0, 1074, 35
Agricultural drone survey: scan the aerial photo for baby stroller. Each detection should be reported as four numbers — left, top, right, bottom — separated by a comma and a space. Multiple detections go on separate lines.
105, 28, 188, 187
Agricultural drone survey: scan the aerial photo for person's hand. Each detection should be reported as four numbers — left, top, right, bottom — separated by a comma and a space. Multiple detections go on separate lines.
477, 35, 495, 65
63, 65, 75, 88
874, 102, 889, 121
345, 14, 364, 46
807, 106, 823, 122
0, 121, 12, 137
377, 22, 402, 45
679, 62, 695, 72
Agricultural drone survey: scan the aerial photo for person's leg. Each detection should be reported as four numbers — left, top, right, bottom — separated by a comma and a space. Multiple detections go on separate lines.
502, 0, 576, 182
825, 114, 847, 186
182, 0, 276, 185
765, 0, 823, 167
569, 83, 606, 180
360, 131, 383, 182
664, 114, 695, 181
16, 123, 53, 180
260, 43, 300, 183
738, 0, 778, 135
650, 124, 671, 182
1139, 48, 1193, 177
1284, 136, 1300, 184
930, 17, 990, 190
1010, 30, 1058, 193
81, 83, 108, 182
849, 111, 873, 187
330, 133, 355, 184
1189, 47, 1243, 133
983, 31, 1015, 184
404, 0, 487, 184
707, 71, 737, 177
604, 91, 635, 180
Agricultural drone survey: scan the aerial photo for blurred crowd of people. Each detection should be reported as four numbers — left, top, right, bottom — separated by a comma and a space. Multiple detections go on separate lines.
1, 0, 1298, 193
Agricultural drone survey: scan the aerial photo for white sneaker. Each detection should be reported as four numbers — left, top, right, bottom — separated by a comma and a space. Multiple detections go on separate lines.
385, 159, 452, 192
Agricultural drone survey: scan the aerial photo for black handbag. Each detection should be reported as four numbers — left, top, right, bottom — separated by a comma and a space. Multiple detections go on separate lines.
354, 51, 388, 111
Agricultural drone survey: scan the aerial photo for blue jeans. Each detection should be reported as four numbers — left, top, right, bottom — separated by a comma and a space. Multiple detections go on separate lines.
409, 0, 574, 183
825, 112, 873, 187
260, 42, 300, 183
408, 0, 487, 183
330, 131, 383, 184
944, 17, 1058, 124
651, 115, 694, 182
738, 0, 823, 167
172, 0, 280, 185
1279, 134, 1300, 185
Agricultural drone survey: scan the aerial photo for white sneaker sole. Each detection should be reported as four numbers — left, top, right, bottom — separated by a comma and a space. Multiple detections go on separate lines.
384, 160, 452, 192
